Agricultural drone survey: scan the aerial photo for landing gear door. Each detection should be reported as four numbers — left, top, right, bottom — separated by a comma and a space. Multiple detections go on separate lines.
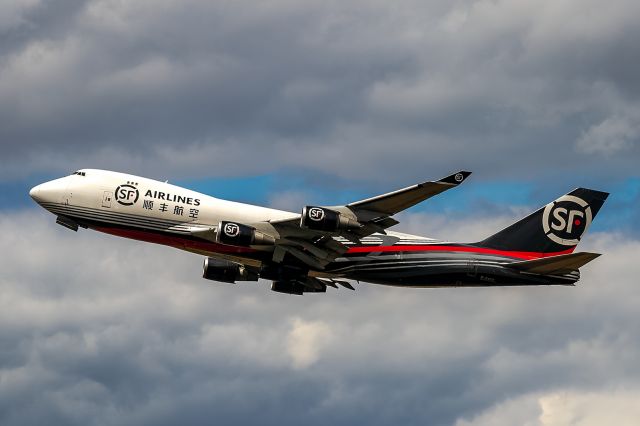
102, 191, 113, 208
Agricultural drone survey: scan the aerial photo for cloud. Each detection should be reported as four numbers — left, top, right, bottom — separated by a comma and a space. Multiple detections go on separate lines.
2, 208, 640, 425
576, 115, 640, 155
0, 0, 41, 33
456, 389, 640, 426
267, 190, 312, 211
2, 0, 640, 182
286, 318, 333, 369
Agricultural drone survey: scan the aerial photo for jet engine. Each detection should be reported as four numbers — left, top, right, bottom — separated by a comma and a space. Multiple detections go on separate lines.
300, 206, 360, 232
202, 258, 258, 283
216, 221, 276, 246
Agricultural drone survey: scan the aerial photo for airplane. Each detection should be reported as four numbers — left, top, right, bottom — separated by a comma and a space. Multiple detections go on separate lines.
29, 169, 608, 295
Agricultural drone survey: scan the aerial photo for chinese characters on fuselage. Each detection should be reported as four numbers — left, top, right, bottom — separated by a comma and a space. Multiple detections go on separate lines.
141, 189, 201, 219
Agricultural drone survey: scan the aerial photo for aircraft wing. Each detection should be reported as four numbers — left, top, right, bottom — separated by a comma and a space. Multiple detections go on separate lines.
262, 170, 471, 270
343, 170, 472, 218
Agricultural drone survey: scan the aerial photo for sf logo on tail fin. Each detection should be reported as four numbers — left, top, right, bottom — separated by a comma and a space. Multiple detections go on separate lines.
542, 195, 592, 246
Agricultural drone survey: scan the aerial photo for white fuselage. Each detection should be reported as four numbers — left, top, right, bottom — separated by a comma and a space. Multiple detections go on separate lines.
30, 170, 312, 264
31, 169, 298, 225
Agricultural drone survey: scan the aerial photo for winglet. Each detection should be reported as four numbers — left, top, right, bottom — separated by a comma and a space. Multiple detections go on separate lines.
437, 171, 472, 185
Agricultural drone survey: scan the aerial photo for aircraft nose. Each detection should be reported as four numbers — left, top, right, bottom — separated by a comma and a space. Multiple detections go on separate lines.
29, 178, 68, 205
29, 184, 42, 202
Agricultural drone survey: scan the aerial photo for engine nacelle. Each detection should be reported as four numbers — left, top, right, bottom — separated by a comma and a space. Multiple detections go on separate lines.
202, 258, 258, 283
300, 206, 360, 232
216, 221, 276, 246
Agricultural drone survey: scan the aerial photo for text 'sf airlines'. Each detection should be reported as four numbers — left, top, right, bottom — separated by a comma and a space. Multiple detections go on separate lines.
30, 170, 608, 295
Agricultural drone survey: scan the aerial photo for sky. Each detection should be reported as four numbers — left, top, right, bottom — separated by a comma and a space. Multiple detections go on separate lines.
1, 1, 640, 425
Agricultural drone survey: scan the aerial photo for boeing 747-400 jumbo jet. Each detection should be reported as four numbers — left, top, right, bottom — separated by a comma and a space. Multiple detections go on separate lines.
30, 170, 608, 295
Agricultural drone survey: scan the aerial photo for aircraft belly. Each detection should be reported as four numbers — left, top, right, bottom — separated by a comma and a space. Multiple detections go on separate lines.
332, 252, 578, 287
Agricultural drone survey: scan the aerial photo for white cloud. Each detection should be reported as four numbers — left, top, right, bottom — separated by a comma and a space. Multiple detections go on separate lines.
456, 389, 640, 426
398, 210, 526, 242
576, 115, 640, 155
454, 393, 542, 426
267, 190, 312, 212
539, 390, 640, 426
286, 317, 333, 369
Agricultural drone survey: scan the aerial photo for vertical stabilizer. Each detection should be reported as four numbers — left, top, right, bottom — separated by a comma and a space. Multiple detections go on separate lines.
476, 188, 608, 254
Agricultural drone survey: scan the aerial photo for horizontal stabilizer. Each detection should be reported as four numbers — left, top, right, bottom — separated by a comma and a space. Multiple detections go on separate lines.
508, 252, 601, 275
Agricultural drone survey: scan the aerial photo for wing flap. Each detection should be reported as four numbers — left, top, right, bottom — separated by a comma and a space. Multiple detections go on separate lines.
508, 252, 601, 275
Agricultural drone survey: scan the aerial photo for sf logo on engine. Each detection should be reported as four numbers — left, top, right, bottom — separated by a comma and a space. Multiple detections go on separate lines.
542, 195, 592, 246
223, 222, 240, 237
115, 184, 139, 206
308, 207, 325, 221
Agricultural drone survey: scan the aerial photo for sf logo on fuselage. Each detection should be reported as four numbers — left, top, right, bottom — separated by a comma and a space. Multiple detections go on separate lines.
542, 195, 592, 246
115, 184, 139, 206
308, 207, 325, 221
224, 223, 240, 237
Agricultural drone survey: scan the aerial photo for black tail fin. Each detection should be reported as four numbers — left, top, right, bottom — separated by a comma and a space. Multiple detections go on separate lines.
476, 188, 609, 254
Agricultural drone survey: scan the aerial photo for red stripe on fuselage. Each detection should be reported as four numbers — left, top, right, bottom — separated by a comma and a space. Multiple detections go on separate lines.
93, 225, 573, 261
93, 226, 257, 254
346, 245, 574, 260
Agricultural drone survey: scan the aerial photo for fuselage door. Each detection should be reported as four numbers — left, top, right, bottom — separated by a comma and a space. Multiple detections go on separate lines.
102, 191, 113, 208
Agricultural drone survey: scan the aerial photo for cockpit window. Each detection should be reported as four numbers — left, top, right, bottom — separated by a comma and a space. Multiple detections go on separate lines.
72, 171, 86, 176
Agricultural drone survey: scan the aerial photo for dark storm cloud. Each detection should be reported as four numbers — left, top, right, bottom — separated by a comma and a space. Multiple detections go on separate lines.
1, 0, 639, 182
